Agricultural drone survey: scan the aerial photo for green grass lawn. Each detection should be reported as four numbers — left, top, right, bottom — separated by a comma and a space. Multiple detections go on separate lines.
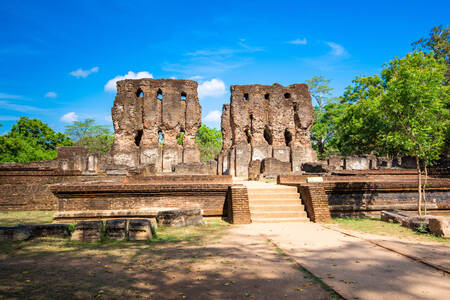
333, 217, 449, 243
0, 211, 55, 227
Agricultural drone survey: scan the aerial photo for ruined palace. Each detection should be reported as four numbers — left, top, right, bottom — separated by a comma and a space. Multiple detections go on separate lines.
110, 79, 202, 172
0, 77, 449, 225
219, 83, 317, 177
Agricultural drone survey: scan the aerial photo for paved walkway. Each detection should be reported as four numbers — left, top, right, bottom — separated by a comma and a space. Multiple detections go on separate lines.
238, 222, 450, 300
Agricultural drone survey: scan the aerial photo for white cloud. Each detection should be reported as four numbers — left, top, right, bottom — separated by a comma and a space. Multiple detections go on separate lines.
326, 42, 347, 56
104, 71, 153, 92
189, 75, 203, 80
69, 66, 99, 78
0, 100, 42, 112
60, 112, 78, 123
198, 79, 226, 98
0, 93, 22, 99
287, 38, 307, 45
204, 110, 222, 123
45, 91, 57, 98
104, 115, 112, 122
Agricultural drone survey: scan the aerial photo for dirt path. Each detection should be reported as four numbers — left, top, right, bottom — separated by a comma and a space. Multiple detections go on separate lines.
241, 222, 450, 300
0, 225, 337, 300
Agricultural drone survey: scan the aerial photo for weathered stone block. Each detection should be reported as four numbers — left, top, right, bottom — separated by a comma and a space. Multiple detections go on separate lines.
162, 145, 182, 172
140, 146, 162, 172
344, 156, 370, 170
273, 146, 290, 162
380, 210, 413, 223
128, 219, 152, 240
248, 160, 262, 180
29, 224, 70, 238
234, 143, 251, 177
71, 221, 103, 242
377, 157, 393, 168
328, 155, 343, 170
183, 146, 200, 163
251, 145, 271, 161
428, 217, 449, 238
0, 226, 32, 241
105, 219, 127, 240
261, 158, 290, 178
291, 147, 316, 173
401, 216, 433, 232
301, 162, 328, 173
156, 209, 203, 228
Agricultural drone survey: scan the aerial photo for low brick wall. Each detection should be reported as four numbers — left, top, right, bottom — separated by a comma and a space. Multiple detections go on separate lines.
51, 182, 231, 220
297, 184, 331, 222
0, 167, 113, 211
227, 185, 251, 224
279, 174, 450, 217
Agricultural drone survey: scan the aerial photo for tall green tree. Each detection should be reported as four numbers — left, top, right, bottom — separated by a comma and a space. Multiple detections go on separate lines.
306, 76, 343, 158
0, 117, 73, 162
64, 119, 114, 154
412, 25, 449, 83
379, 52, 449, 214
195, 125, 222, 162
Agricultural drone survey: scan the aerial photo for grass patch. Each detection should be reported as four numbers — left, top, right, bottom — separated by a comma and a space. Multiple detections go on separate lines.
152, 219, 229, 244
333, 217, 449, 243
0, 211, 54, 227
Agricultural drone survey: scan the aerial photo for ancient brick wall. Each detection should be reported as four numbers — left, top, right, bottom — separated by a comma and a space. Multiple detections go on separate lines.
298, 184, 332, 222
110, 79, 202, 171
51, 183, 231, 218
0, 169, 114, 211
227, 185, 251, 224
219, 83, 316, 177
279, 174, 450, 217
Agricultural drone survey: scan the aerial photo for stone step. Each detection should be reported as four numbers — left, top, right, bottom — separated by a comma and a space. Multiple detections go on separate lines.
248, 199, 302, 205
246, 187, 298, 193
247, 193, 300, 200
251, 211, 308, 218
249, 204, 305, 211
251, 217, 310, 223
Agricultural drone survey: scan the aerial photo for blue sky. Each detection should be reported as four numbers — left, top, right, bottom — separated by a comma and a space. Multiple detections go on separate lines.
0, 0, 448, 134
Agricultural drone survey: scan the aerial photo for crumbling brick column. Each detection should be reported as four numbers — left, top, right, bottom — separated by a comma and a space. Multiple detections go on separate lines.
298, 184, 331, 222
228, 185, 251, 224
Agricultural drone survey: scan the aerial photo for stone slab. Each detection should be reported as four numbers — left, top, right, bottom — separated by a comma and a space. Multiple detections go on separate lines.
71, 221, 103, 242
0, 226, 32, 241
105, 219, 127, 240
156, 208, 203, 228
128, 219, 152, 240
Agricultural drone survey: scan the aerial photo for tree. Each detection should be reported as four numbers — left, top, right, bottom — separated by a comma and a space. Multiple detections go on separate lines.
0, 117, 73, 162
306, 76, 341, 158
379, 52, 449, 215
64, 119, 114, 154
412, 25, 449, 83
195, 125, 222, 162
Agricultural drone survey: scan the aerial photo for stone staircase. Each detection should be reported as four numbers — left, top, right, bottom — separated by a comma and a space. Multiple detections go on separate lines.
240, 181, 309, 223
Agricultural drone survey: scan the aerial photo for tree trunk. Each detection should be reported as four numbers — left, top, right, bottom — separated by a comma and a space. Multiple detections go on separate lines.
423, 164, 428, 215
416, 156, 422, 216
318, 140, 324, 158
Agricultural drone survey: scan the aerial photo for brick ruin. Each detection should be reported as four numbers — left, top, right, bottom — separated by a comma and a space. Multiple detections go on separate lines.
0, 77, 449, 223
110, 79, 202, 172
219, 83, 317, 177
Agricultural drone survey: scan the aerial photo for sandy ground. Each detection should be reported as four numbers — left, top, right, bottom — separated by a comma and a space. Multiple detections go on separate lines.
0, 225, 336, 300
243, 222, 450, 300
